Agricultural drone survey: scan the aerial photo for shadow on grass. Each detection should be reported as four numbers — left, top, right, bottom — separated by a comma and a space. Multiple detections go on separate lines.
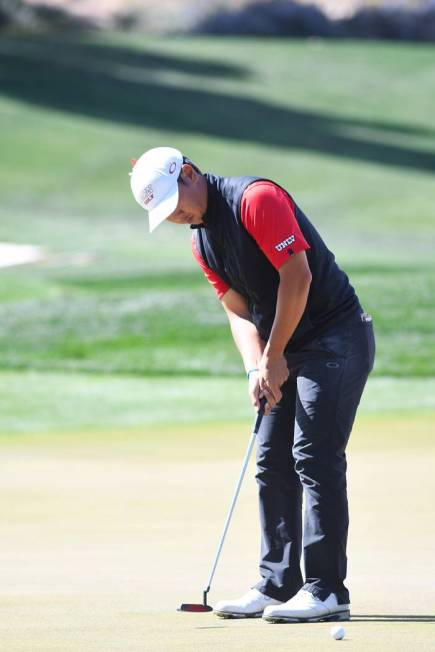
58, 269, 205, 292
0, 33, 434, 174
352, 614, 435, 622
194, 615, 435, 625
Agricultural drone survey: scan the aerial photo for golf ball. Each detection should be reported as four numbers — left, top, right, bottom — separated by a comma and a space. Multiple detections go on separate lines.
330, 625, 345, 640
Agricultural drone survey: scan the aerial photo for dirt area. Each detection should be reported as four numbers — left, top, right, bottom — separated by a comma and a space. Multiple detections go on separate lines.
0, 415, 434, 651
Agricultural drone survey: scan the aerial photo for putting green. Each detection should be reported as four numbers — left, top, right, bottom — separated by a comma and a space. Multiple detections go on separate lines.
0, 414, 434, 651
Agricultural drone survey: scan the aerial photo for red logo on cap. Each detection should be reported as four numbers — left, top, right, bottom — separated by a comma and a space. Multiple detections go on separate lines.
169, 161, 176, 174
143, 184, 154, 206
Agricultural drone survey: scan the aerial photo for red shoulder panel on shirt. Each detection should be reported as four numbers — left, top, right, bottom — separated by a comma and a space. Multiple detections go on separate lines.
241, 181, 310, 269
191, 233, 230, 300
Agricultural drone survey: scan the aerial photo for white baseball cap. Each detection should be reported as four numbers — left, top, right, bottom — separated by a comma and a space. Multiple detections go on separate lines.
130, 146, 183, 233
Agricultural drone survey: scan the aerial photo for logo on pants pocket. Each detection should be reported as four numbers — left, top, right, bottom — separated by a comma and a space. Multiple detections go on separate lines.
326, 361, 340, 369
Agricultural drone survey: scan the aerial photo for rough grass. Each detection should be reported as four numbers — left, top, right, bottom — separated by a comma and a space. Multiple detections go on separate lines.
0, 261, 434, 377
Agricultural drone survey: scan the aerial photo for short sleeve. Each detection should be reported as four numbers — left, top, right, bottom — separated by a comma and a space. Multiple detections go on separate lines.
191, 233, 230, 300
241, 181, 310, 269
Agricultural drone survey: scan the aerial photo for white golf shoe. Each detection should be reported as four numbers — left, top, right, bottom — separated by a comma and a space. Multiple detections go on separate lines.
262, 588, 350, 623
214, 588, 283, 618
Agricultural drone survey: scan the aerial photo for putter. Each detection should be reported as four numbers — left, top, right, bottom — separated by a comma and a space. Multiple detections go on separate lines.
178, 398, 266, 613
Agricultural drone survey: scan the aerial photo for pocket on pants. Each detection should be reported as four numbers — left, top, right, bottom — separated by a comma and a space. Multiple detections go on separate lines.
346, 315, 376, 375
364, 319, 376, 374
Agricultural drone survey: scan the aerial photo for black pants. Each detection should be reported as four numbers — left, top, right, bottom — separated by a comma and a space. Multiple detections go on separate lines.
253, 312, 375, 605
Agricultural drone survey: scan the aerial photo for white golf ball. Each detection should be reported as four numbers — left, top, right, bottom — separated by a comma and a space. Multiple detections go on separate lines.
330, 625, 345, 640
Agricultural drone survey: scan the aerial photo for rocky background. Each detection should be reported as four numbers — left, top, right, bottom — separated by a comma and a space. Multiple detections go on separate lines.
1, 0, 435, 39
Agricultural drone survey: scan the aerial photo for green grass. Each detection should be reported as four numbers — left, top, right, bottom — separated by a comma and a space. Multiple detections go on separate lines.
0, 32, 434, 430
1, 370, 435, 434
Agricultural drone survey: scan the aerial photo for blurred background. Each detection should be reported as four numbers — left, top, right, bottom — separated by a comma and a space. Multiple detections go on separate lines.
1, 0, 434, 432
1, 2, 435, 650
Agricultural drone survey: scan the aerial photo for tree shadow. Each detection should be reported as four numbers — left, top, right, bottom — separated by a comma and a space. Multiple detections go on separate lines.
0, 33, 248, 79
1, 33, 434, 174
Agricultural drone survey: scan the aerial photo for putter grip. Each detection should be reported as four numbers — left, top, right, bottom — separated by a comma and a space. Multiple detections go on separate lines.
254, 397, 267, 433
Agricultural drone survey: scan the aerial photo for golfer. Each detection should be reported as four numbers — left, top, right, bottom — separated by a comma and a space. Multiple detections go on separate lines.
130, 147, 375, 623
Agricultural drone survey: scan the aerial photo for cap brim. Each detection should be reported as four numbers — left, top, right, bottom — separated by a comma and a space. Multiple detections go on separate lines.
148, 185, 179, 233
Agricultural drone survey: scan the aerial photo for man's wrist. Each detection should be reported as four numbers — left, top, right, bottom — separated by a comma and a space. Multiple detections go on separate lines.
246, 367, 259, 379
264, 342, 284, 358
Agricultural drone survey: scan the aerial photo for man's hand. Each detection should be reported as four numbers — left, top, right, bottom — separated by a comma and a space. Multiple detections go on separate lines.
248, 370, 261, 412
258, 350, 289, 415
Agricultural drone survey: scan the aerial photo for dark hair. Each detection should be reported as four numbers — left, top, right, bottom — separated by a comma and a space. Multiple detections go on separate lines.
182, 155, 202, 174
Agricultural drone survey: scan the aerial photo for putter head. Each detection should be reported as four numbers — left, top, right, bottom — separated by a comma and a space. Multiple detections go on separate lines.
177, 603, 213, 613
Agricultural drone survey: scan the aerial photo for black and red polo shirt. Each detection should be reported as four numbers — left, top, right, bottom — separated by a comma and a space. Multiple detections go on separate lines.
191, 174, 361, 351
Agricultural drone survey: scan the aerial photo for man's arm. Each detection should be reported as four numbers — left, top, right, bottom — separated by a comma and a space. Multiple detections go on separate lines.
259, 250, 312, 410
221, 288, 265, 410
239, 181, 312, 412
220, 251, 311, 414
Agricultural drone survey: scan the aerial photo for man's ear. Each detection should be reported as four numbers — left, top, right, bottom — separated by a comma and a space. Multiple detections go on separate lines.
181, 163, 196, 183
